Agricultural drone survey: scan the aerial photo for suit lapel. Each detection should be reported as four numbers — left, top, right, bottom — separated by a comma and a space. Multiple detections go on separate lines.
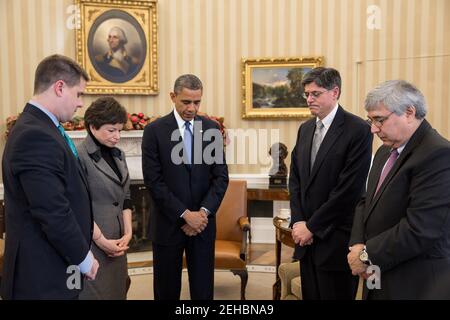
366, 148, 390, 202
93, 158, 122, 185
299, 120, 315, 184
164, 112, 191, 171
306, 106, 345, 190
84, 134, 123, 186
114, 154, 129, 185
190, 116, 202, 175
364, 120, 432, 223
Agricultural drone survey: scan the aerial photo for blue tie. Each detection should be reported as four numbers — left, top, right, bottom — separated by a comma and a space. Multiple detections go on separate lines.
184, 121, 193, 165
58, 125, 79, 158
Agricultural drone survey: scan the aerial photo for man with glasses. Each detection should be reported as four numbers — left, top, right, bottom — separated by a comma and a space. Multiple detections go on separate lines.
348, 80, 450, 299
289, 67, 373, 299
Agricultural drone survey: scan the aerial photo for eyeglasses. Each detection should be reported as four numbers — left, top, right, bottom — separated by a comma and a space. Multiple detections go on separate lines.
302, 90, 330, 99
366, 112, 394, 128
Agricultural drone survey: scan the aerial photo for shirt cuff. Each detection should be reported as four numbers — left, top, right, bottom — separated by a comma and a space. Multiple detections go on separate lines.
180, 209, 188, 218
78, 251, 93, 274
201, 207, 211, 216
123, 199, 133, 210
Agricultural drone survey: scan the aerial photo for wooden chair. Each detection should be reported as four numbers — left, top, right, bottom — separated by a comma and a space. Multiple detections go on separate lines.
214, 180, 250, 300
181, 180, 250, 299
0, 238, 4, 286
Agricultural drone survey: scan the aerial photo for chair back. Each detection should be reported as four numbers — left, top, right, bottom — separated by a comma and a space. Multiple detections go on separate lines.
215, 180, 247, 242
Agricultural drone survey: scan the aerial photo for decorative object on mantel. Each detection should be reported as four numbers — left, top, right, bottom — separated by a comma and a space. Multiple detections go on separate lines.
125, 112, 159, 130
197, 112, 229, 146
60, 112, 158, 131
5, 114, 20, 139
4, 112, 228, 144
3, 112, 156, 140
61, 116, 86, 131
268, 142, 289, 188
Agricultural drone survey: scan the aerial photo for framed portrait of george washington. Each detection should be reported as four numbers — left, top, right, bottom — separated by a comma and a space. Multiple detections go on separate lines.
75, 0, 158, 95
242, 57, 324, 119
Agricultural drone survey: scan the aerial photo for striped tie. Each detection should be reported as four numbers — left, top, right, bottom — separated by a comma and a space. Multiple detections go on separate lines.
184, 121, 193, 165
310, 120, 325, 171
374, 148, 399, 195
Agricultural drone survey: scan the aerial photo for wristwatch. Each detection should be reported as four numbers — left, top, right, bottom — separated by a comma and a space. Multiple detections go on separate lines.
359, 246, 372, 265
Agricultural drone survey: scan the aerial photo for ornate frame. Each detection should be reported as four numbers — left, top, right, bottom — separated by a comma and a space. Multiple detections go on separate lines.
75, 0, 158, 95
242, 57, 324, 119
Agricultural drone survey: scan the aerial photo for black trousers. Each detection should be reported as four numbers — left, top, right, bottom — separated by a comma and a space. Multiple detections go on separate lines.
299, 247, 358, 300
152, 236, 215, 300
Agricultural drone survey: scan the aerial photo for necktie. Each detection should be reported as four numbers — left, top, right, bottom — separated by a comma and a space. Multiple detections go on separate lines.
310, 120, 325, 171
184, 121, 193, 165
58, 125, 79, 158
375, 148, 399, 195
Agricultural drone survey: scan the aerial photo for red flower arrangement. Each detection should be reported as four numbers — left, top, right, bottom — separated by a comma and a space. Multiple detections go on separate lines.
60, 116, 85, 131
5, 112, 228, 145
125, 112, 159, 130
198, 112, 229, 146
5, 114, 20, 138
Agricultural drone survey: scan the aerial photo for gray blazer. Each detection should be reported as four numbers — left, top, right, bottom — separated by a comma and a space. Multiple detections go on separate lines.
78, 134, 130, 239
77, 133, 131, 299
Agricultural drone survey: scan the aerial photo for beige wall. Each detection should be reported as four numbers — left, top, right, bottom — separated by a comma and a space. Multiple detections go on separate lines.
0, 0, 449, 176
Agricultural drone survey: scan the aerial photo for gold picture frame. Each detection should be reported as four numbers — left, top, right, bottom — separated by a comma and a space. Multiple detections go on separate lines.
75, 0, 158, 95
242, 57, 324, 119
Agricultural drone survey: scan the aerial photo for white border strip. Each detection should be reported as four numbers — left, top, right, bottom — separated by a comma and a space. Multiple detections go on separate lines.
128, 265, 275, 276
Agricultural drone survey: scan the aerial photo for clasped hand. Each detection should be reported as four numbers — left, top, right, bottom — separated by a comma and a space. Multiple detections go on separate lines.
347, 244, 370, 279
291, 221, 314, 246
182, 209, 208, 236
95, 234, 130, 257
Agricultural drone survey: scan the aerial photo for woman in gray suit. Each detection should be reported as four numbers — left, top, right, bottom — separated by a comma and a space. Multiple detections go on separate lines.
78, 97, 132, 300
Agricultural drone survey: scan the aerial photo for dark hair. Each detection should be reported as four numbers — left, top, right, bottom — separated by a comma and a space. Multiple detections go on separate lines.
33, 54, 89, 94
173, 74, 203, 94
301, 67, 342, 99
84, 97, 128, 132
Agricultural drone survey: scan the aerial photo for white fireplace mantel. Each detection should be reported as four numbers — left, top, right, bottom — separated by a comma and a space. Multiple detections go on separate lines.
67, 130, 143, 156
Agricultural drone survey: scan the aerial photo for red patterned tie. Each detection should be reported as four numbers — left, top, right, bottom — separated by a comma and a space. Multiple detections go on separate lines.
375, 148, 399, 195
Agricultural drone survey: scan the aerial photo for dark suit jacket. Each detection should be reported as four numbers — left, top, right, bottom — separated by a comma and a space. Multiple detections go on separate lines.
350, 120, 450, 299
289, 106, 373, 270
142, 112, 229, 246
1, 104, 93, 299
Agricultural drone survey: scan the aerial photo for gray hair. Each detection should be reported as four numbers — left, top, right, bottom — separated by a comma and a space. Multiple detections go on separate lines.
365, 80, 427, 119
109, 26, 127, 45
173, 74, 203, 94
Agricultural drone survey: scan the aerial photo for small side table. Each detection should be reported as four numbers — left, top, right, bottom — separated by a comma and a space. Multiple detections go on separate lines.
272, 216, 296, 300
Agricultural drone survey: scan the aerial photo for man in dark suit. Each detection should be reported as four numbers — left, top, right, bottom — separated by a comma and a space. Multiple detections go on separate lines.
142, 74, 229, 300
1, 54, 98, 299
348, 80, 450, 299
289, 67, 373, 300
